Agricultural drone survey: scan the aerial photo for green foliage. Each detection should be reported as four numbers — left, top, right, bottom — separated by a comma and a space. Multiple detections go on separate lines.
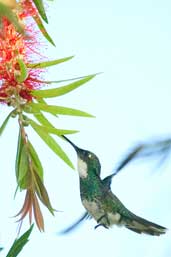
15, 59, 28, 83
28, 140, 44, 180
33, 111, 56, 127
32, 74, 97, 98
26, 102, 94, 117
29, 118, 78, 136
34, 172, 54, 214
33, 14, 55, 46
33, 0, 48, 23
0, 110, 15, 136
31, 74, 99, 85
15, 130, 29, 189
29, 119, 74, 169
27, 56, 74, 68
6, 225, 33, 257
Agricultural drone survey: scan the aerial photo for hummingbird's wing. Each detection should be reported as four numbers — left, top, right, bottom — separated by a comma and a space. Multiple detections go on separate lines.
59, 212, 90, 234
111, 144, 143, 177
111, 138, 171, 177
100, 144, 144, 184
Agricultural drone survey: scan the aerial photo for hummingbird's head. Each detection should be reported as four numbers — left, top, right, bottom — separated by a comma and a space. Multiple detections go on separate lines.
63, 136, 101, 178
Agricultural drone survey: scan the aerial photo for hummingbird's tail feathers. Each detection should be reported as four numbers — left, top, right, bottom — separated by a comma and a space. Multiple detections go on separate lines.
125, 215, 167, 236
59, 212, 90, 234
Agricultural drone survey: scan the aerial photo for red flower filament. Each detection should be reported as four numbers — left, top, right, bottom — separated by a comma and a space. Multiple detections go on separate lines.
0, 1, 42, 105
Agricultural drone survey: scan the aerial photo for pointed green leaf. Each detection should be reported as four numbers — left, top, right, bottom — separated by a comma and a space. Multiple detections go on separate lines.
0, 3, 24, 34
15, 130, 23, 193
30, 121, 74, 169
36, 98, 47, 104
33, 14, 55, 46
6, 225, 33, 257
27, 103, 94, 117
33, 0, 48, 23
15, 130, 23, 181
15, 130, 30, 189
27, 56, 74, 69
0, 110, 14, 136
36, 98, 58, 117
15, 59, 28, 83
34, 172, 54, 214
30, 73, 101, 85
34, 111, 55, 128
31, 74, 96, 98
28, 140, 44, 180
18, 145, 29, 184
29, 119, 78, 136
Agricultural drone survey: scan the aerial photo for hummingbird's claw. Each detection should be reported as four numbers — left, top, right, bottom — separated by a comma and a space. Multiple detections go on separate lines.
95, 214, 110, 229
97, 214, 110, 225
94, 223, 108, 230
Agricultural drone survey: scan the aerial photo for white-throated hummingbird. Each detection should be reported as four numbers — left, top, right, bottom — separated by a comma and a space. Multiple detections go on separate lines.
62, 135, 167, 236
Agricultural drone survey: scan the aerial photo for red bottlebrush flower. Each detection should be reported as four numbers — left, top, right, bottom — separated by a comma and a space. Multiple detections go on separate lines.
0, 1, 44, 104
19, 0, 38, 19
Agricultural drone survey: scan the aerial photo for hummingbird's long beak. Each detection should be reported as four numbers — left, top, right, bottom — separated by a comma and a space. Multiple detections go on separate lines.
62, 135, 80, 153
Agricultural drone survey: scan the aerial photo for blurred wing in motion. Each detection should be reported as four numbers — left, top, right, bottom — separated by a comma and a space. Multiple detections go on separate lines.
111, 137, 171, 177
59, 212, 90, 234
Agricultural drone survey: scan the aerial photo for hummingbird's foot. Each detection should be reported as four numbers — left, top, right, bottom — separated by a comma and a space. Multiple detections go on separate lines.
97, 214, 110, 226
94, 214, 110, 229
94, 223, 108, 230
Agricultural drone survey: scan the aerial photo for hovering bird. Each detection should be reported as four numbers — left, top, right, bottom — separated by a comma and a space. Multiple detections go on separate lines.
61, 136, 167, 236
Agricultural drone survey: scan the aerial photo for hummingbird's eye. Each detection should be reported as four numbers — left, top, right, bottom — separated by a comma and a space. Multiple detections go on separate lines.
88, 153, 92, 158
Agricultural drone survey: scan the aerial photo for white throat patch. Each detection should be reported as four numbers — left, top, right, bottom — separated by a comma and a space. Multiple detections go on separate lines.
77, 157, 88, 178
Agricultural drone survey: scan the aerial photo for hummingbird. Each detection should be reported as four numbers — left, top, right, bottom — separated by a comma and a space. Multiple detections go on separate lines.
61, 135, 167, 236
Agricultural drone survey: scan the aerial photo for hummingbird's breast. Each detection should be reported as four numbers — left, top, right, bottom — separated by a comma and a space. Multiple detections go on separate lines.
82, 199, 122, 227
82, 199, 105, 221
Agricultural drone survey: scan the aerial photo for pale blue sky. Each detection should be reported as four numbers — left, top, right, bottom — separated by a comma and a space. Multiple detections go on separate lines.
0, 0, 171, 256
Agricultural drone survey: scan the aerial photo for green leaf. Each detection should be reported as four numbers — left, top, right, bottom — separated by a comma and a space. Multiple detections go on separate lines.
31, 74, 96, 98
27, 56, 74, 69
36, 98, 47, 104
29, 119, 78, 136
29, 73, 101, 85
15, 59, 28, 83
33, 14, 55, 46
34, 172, 54, 214
18, 145, 29, 185
30, 121, 74, 169
33, 0, 48, 23
6, 225, 33, 257
0, 3, 24, 34
34, 111, 55, 128
27, 103, 95, 117
15, 130, 29, 189
35, 98, 58, 117
0, 110, 14, 136
15, 130, 22, 188
28, 140, 44, 180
